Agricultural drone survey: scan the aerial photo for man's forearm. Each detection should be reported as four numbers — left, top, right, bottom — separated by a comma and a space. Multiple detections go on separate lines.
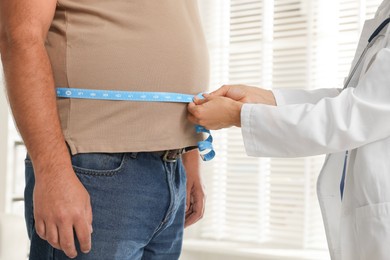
0, 3, 93, 257
1, 38, 72, 176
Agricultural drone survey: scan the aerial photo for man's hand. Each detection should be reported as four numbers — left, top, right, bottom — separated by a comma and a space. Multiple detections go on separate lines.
1, 0, 92, 258
34, 166, 93, 258
182, 150, 206, 228
188, 95, 243, 130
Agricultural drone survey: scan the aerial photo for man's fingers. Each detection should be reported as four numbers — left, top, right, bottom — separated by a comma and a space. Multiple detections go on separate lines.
184, 194, 205, 228
185, 212, 196, 228
185, 209, 199, 228
186, 185, 191, 212
35, 219, 46, 240
85, 200, 93, 234
193, 193, 205, 221
45, 223, 61, 250
58, 223, 77, 259
74, 217, 92, 254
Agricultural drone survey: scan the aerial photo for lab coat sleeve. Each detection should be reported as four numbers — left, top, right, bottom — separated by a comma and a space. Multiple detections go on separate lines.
242, 48, 390, 158
273, 88, 341, 106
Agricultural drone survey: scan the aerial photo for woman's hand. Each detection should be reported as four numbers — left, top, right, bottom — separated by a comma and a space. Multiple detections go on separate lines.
188, 85, 276, 130
188, 95, 243, 130
208, 85, 276, 105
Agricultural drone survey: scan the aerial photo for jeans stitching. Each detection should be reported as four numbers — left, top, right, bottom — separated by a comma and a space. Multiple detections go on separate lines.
151, 162, 176, 237
165, 162, 176, 221
73, 153, 127, 176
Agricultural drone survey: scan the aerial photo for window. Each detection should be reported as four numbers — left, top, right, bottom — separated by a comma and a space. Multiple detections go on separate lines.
0, 64, 26, 216
196, 0, 382, 251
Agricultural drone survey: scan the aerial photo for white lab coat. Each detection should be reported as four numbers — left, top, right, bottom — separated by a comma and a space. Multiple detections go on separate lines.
240, 1, 390, 260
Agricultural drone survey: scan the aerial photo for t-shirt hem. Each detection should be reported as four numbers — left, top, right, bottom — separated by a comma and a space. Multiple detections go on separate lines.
66, 138, 202, 155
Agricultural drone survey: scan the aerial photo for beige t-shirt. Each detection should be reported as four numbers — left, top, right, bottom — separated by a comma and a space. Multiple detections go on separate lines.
46, 0, 209, 154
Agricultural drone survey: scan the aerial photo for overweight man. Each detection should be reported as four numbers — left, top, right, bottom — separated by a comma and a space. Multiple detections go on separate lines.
0, 0, 208, 259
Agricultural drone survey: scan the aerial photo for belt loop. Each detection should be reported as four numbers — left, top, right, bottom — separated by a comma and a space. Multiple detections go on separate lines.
130, 152, 138, 159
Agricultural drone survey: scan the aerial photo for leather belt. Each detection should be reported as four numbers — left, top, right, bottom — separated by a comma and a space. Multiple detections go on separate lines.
157, 149, 185, 163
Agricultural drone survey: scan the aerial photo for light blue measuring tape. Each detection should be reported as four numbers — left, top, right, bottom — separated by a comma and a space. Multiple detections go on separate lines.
56, 88, 215, 161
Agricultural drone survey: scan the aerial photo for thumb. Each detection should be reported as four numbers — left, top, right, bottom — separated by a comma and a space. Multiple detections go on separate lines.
210, 85, 230, 97
222, 87, 245, 101
211, 85, 245, 101
193, 96, 208, 105
194, 93, 216, 105
188, 101, 197, 113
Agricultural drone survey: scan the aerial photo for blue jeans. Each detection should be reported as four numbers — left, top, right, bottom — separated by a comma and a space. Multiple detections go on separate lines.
24, 152, 187, 260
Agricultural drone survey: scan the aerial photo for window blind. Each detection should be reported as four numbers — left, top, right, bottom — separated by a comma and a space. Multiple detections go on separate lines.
197, 0, 381, 251
337, 0, 382, 85
270, 0, 323, 249
198, 0, 271, 243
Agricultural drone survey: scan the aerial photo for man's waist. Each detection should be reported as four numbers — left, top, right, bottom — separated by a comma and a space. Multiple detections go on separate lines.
129, 147, 196, 163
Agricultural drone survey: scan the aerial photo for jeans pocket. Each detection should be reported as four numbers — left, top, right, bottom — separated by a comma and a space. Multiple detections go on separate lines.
71, 153, 126, 176
355, 202, 390, 260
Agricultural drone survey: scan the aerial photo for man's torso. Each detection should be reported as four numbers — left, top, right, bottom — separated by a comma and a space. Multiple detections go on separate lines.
46, 0, 209, 154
